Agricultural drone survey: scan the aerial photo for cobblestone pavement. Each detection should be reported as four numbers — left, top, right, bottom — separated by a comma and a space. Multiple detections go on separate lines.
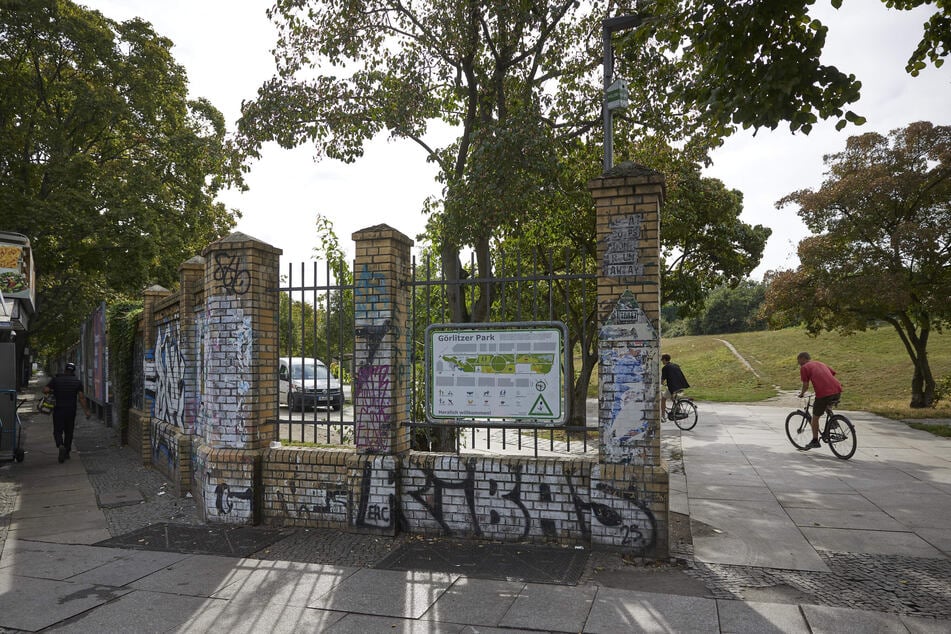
663, 422, 951, 621
4, 391, 950, 623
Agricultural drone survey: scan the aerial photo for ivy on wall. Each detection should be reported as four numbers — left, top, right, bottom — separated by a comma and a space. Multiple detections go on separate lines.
107, 301, 143, 434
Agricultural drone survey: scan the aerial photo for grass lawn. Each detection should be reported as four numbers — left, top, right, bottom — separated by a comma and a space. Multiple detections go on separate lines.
662, 327, 951, 420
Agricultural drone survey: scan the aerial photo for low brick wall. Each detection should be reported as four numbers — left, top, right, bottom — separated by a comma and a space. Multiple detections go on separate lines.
127, 408, 150, 466
261, 446, 351, 528
257, 447, 664, 555
150, 420, 192, 497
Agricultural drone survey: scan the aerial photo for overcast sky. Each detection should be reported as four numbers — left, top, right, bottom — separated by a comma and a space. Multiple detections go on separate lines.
80, 1, 949, 280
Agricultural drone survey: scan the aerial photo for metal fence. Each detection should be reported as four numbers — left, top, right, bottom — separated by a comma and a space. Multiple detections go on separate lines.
277, 248, 599, 457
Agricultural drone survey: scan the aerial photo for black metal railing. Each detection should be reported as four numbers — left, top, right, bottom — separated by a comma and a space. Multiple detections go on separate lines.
277, 247, 599, 458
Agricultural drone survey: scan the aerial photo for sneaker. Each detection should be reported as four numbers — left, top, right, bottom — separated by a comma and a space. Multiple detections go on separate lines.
58, 445, 67, 463
800, 439, 821, 451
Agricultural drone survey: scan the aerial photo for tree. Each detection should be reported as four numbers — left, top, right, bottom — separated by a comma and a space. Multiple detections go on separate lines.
698, 281, 767, 335
763, 121, 951, 408
244, 1, 906, 318
0, 1, 241, 354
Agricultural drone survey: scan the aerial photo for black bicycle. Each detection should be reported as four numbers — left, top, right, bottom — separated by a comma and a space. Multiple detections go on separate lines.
666, 392, 698, 430
785, 395, 856, 460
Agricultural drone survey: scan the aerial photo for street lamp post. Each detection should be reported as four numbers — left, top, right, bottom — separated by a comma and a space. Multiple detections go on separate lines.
603, 15, 643, 172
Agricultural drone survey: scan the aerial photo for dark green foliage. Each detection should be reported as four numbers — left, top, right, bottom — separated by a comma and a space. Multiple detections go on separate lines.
0, 1, 241, 356
107, 300, 142, 432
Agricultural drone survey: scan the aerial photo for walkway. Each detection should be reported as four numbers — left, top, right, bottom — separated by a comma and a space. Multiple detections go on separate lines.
0, 381, 948, 631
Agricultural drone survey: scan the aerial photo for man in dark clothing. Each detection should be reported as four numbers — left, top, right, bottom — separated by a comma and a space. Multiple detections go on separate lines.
43, 362, 91, 463
660, 353, 690, 420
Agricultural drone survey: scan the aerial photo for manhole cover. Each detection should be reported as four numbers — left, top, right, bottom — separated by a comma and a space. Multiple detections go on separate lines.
375, 538, 589, 585
96, 523, 293, 557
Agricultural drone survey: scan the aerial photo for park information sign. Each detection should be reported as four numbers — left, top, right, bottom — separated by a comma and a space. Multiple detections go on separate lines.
426, 322, 567, 424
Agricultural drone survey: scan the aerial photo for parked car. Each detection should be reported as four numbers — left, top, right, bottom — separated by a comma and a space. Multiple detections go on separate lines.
279, 357, 344, 411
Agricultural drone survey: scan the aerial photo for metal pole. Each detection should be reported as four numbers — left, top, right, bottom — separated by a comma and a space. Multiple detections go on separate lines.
603, 26, 613, 172
602, 15, 644, 173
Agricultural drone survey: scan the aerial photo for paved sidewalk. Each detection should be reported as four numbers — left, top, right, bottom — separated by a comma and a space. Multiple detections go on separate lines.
0, 380, 949, 632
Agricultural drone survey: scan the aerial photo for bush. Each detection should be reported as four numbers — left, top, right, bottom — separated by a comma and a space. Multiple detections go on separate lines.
934, 375, 951, 407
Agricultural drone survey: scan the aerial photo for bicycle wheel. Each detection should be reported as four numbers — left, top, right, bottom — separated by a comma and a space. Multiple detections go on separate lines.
673, 400, 698, 431
785, 410, 812, 449
826, 415, 857, 460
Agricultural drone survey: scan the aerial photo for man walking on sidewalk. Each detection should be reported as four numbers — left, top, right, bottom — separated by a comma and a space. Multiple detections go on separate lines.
43, 362, 91, 463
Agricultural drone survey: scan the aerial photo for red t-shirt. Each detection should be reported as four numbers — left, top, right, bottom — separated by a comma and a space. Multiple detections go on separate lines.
800, 361, 842, 398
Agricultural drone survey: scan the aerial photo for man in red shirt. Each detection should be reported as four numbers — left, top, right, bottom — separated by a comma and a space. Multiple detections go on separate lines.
796, 352, 843, 450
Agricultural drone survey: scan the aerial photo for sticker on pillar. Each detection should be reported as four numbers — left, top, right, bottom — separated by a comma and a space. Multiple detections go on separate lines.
603, 214, 645, 278
599, 292, 658, 461
426, 322, 567, 424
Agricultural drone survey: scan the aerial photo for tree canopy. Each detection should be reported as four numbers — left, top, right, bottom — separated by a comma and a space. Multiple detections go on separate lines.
764, 121, 951, 408
0, 0, 241, 354
237, 1, 946, 316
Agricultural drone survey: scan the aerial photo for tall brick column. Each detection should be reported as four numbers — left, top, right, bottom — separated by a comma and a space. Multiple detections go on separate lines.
589, 162, 668, 557
351, 224, 414, 454
134, 284, 171, 462
192, 232, 281, 524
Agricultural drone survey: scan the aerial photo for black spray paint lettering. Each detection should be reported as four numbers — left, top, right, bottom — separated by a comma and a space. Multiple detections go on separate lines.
215, 483, 253, 515
353, 461, 395, 529
212, 251, 251, 295
398, 461, 657, 552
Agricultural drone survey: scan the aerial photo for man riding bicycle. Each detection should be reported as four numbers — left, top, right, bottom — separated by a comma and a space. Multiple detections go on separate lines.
661, 354, 690, 420
796, 352, 842, 450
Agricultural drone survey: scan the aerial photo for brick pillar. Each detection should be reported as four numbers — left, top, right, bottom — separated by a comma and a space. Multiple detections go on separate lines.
192, 232, 281, 524
351, 224, 413, 454
589, 162, 668, 557
138, 284, 171, 463
178, 256, 204, 436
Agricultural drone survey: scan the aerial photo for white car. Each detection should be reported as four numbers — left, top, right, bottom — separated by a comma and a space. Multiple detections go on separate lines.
279, 357, 344, 411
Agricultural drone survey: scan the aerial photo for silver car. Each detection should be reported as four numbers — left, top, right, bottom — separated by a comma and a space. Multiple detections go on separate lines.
279, 357, 344, 411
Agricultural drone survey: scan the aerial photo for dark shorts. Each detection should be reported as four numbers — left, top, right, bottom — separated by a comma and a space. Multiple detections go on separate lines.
814, 393, 841, 417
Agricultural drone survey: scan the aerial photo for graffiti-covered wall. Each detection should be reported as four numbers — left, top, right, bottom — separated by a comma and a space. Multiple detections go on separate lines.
128, 210, 668, 555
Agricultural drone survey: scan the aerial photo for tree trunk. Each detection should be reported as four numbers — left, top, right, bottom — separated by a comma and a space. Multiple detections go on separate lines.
440, 242, 468, 323
471, 235, 492, 322
910, 340, 936, 408
889, 312, 935, 408
568, 326, 598, 426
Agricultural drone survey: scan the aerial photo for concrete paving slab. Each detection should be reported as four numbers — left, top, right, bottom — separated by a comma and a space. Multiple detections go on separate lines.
0, 572, 131, 631
915, 528, 951, 556
583, 588, 718, 633
690, 498, 828, 571
775, 491, 880, 511
324, 613, 464, 633
800, 603, 909, 633
759, 475, 855, 494
0, 540, 122, 579
129, 553, 255, 597
688, 484, 777, 502
715, 599, 809, 633
12, 488, 99, 513
177, 597, 348, 634
306, 567, 456, 618
901, 614, 951, 634
50, 589, 221, 633
69, 548, 191, 586
499, 582, 596, 633
7, 507, 110, 543
420, 577, 524, 627
785, 507, 907, 531
861, 495, 951, 530
210, 559, 359, 605
588, 565, 711, 597
800, 527, 945, 558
